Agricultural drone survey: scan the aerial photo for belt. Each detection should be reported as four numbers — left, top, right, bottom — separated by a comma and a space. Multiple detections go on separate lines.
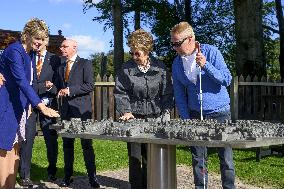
190, 107, 230, 120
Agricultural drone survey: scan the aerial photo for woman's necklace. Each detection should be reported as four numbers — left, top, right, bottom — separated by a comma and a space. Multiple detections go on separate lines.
138, 59, 150, 73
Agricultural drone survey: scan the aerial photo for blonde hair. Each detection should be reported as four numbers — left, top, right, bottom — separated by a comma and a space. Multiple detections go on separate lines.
127, 28, 153, 53
21, 18, 49, 43
170, 22, 195, 39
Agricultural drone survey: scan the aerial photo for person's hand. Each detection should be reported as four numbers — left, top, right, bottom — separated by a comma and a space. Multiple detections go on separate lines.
196, 52, 206, 68
37, 103, 60, 117
0, 73, 6, 87
57, 88, 69, 97
161, 110, 171, 123
27, 105, 32, 118
45, 81, 53, 89
119, 112, 134, 121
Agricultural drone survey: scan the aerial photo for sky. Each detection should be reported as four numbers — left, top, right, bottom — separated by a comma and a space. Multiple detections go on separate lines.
0, 0, 114, 59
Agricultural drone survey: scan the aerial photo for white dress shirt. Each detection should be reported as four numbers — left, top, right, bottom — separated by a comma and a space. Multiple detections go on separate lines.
65, 54, 77, 96
181, 50, 198, 84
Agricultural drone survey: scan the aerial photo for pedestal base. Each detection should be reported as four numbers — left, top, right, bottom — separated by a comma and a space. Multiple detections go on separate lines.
147, 144, 177, 189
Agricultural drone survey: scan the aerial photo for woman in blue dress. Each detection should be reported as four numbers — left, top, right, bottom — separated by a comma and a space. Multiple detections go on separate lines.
0, 18, 59, 189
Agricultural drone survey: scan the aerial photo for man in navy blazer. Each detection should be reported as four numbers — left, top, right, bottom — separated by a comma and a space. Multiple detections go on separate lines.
55, 39, 100, 188
19, 37, 61, 187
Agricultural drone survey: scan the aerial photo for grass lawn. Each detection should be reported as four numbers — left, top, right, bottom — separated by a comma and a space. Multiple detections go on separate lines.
29, 137, 284, 188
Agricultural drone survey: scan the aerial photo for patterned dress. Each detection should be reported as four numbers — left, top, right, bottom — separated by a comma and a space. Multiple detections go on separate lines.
13, 60, 33, 144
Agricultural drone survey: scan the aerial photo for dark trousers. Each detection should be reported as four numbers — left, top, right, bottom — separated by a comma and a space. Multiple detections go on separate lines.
127, 142, 147, 189
19, 111, 58, 179
62, 137, 97, 179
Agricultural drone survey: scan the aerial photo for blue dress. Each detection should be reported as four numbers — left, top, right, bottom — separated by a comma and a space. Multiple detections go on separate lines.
0, 41, 41, 151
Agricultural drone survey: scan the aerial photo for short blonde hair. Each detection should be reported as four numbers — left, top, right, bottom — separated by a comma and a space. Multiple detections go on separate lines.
127, 29, 153, 53
21, 18, 49, 43
170, 22, 195, 39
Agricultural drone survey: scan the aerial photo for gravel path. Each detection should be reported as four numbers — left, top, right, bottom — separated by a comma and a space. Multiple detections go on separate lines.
15, 165, 271, 189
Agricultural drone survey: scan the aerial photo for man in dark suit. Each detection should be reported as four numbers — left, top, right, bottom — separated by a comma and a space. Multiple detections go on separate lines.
56, 39, 100, 188
19, 37, 61, 187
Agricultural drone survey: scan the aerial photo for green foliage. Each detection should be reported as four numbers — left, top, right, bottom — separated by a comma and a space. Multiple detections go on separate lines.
28, 138, 284, 188
145, 1, 180, 68
89, 52, 103, 77
89, 51, 132, 76
84, 0, 236, 71
262, 1, 280, 80
83, 0, 113, 32
263, 0, 278, 36
83, 0, 156, 45
145, 0, 236, 69
265, 38, 280, 80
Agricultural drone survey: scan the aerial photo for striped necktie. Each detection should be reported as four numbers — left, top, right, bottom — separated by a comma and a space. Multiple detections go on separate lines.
65, 60, 73, 82
36, 52, 43, 78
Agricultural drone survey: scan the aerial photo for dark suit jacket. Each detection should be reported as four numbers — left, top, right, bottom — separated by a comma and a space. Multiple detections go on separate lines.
55, 56, 94, 120
33, 51, 61, 109
0, 41, 41, 150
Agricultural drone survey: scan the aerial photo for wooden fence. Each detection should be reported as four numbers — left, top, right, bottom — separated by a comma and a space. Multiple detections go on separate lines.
92, 74, 116, 121
230, 75, 284, 122
93, 74, 284, 122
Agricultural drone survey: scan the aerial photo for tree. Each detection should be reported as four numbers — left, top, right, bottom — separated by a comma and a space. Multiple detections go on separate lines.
90, 50, 132, 77
112, 0, 124, 73
83, 0, 155, 73
147, 0, 235, 68
133, 0, 141, 30
275, 0, 284, 79
265, 38, 280, 80
233, 0, 266, 77
174, 0, 192, 24
84, 0, 279, 78
83, 0, 235, 68
259, 1, 281, 80
89, 52, 104, 77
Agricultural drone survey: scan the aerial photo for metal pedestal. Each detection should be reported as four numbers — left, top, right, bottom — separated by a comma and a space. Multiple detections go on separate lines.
147, 144, 177, 189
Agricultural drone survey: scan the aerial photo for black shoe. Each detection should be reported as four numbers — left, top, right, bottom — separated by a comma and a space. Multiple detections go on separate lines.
89, 177, 100, 188
47, 174, 57, 181
20, 178, 33, 187
60, 177, 73, 187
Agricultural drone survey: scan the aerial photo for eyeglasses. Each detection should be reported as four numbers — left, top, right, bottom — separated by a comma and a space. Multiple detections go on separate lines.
60, 45, 69, 49
129, 51, 141, 57
171, 37, 188, 48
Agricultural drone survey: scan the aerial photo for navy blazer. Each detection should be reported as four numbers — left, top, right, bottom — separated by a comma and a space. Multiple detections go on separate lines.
0, 41, 41, 150
55, 56, 94, 120
32, 51, 61, 108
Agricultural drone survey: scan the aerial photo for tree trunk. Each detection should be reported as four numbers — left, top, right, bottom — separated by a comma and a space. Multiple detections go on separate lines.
233, 0, 266, 77
112, 0, 124, 74
275, 0, 284, 80
184, 0, 192, 25
134, 0, 141, 30
174, 0, 184, 20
